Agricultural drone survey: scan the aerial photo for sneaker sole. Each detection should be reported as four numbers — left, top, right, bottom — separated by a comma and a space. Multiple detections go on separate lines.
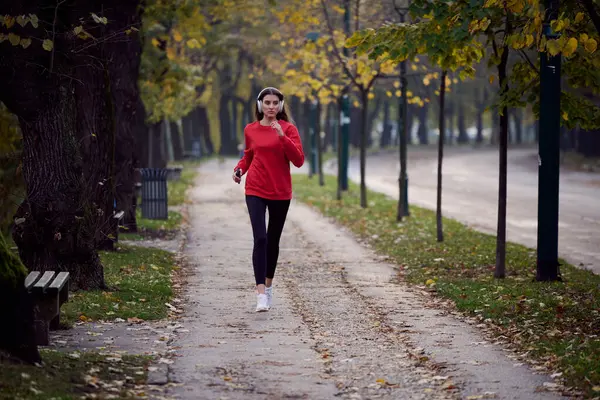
255, 307, 269, 312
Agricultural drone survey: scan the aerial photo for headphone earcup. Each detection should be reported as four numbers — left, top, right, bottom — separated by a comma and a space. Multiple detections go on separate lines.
279, 100, 284, 113
257, 100, 262, 113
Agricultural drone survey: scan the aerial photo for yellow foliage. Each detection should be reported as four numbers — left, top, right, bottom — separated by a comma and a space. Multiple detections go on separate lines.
562, 37, 578, 57
585, 38, 598, 53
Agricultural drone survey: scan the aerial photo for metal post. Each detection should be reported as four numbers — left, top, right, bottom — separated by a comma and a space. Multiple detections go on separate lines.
536, 0, 561, 281
310, 99, 319, 175
397, 5, 410, 220
340, 0, 351, 190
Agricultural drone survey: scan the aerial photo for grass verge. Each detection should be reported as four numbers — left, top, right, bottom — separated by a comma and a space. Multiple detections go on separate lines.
61, 244, 175, 325
168, 164, 199, 206
292, 174, 600, 398
0, 349, 150, 400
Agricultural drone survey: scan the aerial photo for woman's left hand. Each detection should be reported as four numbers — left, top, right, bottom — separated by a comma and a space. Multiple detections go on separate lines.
270, 121, 284, 137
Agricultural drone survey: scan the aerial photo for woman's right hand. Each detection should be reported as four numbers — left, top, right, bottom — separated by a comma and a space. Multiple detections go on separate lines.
232, 169, 242, 184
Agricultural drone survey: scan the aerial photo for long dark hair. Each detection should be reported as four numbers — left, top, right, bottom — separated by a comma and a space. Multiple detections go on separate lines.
255, 87, 294, 123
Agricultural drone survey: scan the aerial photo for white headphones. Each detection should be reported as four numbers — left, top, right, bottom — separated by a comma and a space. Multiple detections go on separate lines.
257, 87, 284, 114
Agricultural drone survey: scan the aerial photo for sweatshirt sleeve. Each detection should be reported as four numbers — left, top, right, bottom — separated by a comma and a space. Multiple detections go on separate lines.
280, 124, 304, 168
234, 130, 253, 174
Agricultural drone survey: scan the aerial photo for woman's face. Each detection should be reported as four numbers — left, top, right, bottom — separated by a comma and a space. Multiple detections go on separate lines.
262, 94, 280, 118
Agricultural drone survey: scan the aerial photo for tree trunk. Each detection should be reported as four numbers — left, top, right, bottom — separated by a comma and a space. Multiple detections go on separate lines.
457, 98, 469, 144
0, 0, 105, 290
360, 91, 369, 208
170, 121, 183, 161
380, 100, 392, 148
446, 98, 454, 146
324, 102, 333, 151
0, 235, 40, 364
418, 104, 429, 145
476, 87, 486, 144
350, 106, 361, 147
73, 13, 117, 252
106, 0, 143, 235
182, 113, 193, 155
495, 43, 510, 279
437, 71, 447, 242
317, 103, 325, 186
367, 95, 382, 148
149, 121, 167, 168
406, 103, 414, 145
197, 106, 214, 155
491, 110, 500, 145
14, 94, 105, 290
513, 108, 523, 144
219, 96, 237, 155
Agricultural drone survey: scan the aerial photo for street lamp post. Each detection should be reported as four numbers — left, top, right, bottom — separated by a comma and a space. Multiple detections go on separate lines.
340, 1, 351, 191
395, 0, 410, 220
536, 0, 562, 281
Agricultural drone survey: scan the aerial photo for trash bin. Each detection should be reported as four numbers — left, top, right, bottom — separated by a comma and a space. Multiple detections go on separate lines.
166, 165, 183, 181
140, 168, 168, 220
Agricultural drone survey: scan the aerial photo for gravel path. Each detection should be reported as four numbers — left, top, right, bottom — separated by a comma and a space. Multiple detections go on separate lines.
162, 160, 566, 400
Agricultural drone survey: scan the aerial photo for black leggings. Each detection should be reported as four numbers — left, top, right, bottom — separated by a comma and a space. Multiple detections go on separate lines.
245, 195, 291, 286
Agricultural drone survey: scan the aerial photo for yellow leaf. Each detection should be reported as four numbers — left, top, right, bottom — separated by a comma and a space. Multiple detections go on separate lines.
411, 64, 417, 71
592, 386, 600, 392
562, 37, 578, 57
489, 75, 495, 84
386, 91, 392, 97
74, 25, 83, 35
580, 33, 589, 43
525, 34, 534, 47
353, 100, 360, 107
29, 14, 39, 28
562, 111, 568, 121
546, 39, 561, 56
20, 37, 31, 49
4, 15, 15, 29
575, 12, 585, 23
395, 90, 401, 97
585, 38, 597, 53
42, 39, 53, 51
152, 37, 160, 47
173, 30, 183, 42
376, 379, 386, 384
8, 33, 20, 46
425, 279, 436, 286
393, 81, 400, 88
368, 92, 375, 100
16, 15, 28, 27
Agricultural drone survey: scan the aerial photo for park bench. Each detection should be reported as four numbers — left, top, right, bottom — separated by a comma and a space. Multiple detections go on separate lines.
24, 270, 70, 346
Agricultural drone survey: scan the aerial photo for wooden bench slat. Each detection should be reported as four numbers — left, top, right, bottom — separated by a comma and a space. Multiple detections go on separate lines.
25, 271, 41, 290
48, 271, 69, 292
33, 271, 56, 294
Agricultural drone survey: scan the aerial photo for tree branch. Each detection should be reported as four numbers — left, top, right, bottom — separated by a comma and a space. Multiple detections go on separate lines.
518, 49, 536, 71
320, 0, 362, 90
578, 0, 600, 36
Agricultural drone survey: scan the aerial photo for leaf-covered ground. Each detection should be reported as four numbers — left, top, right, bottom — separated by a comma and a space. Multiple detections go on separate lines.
292, 174, 600, 398
0, 350, 151, 399
61, 244, 175, 326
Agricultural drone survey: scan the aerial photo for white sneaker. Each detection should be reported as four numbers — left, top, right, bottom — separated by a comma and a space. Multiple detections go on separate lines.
255, 293, 269, 312
265, 286, 273, 310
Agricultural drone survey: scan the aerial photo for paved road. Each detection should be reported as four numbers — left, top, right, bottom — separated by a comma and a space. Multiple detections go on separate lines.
330, 147, 600, 275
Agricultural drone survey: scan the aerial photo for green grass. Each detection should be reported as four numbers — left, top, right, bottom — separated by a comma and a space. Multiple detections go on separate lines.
292, 174, 600, 398
61, 244, 175, 325
168, 164, 198, 206
134, 208, 183, 234
0, 349, 150, 399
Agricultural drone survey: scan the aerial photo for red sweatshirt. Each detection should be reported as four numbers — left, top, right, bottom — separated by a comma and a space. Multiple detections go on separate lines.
234, 120, 305, 200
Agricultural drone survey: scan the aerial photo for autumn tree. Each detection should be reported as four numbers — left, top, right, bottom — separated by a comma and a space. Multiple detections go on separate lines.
0, 2, 105, 290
